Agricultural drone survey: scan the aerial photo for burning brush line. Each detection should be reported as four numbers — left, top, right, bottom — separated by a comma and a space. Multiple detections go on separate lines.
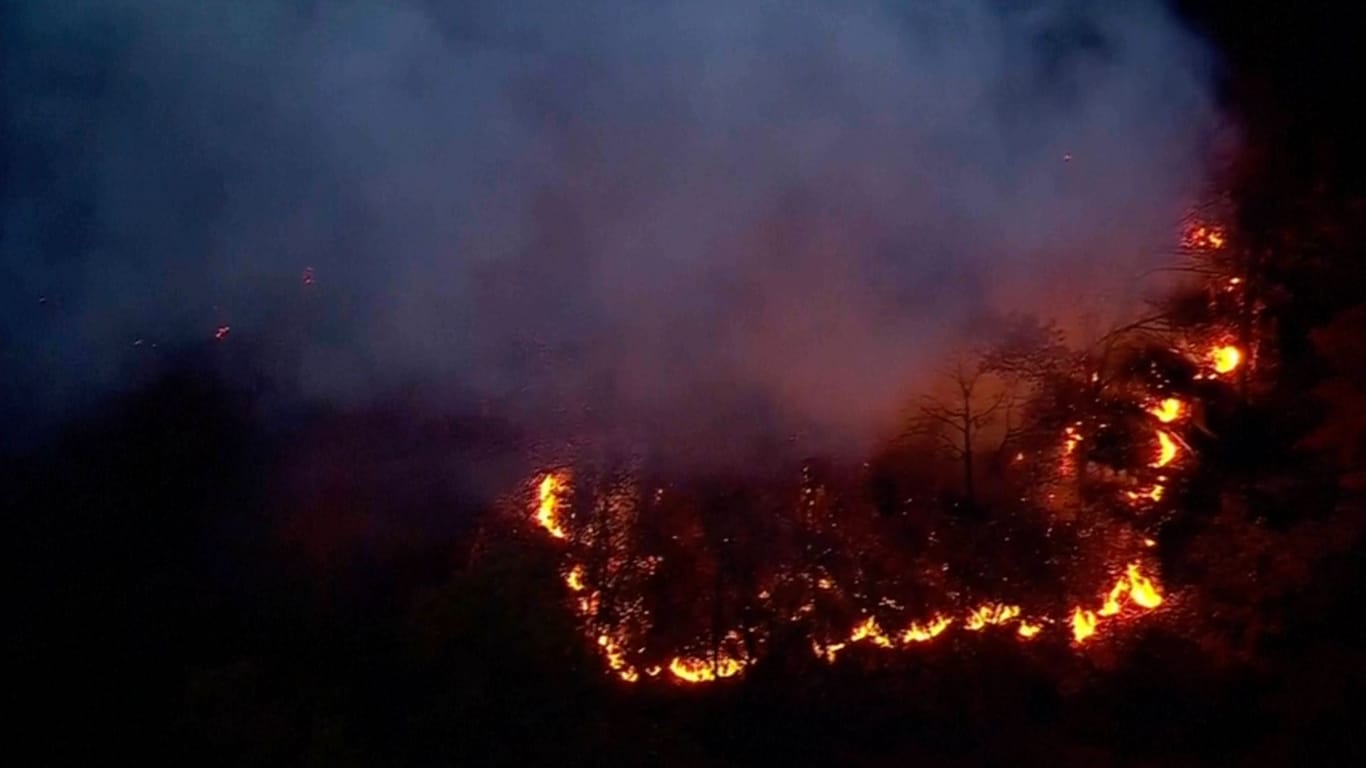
522, 330, 1242, 685
531, 468, 1167, 685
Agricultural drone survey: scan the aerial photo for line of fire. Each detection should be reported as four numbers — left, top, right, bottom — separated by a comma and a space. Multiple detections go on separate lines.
487, 211, 1296, 686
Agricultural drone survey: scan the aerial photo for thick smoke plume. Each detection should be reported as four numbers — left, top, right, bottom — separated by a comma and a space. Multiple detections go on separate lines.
1, 0, 1220, 460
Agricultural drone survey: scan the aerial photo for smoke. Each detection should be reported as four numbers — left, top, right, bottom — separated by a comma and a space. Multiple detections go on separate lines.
1, 0, 1221, 460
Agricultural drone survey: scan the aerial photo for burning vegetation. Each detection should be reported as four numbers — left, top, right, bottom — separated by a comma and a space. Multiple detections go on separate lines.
491, 208, 1304, 686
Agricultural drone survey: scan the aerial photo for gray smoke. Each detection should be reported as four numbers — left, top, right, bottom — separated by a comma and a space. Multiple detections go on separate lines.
1, 0, 1221, 460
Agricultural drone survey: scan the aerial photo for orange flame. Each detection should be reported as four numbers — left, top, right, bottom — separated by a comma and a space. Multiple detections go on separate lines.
565, 564, 586, 592
1126, 563, 1164, 608
1148, 398, 1184, 424
598, 633, 639, 682
1071, 608, 1098, 643
536, 473, 568, 540
669, 655, 744, 683
964, 603, 1021, 630
900, 615, 953, 644
1152, 431, 1178, 468
1211, 345, 1242, 374
850, 616, 895, 648
1098, 578, 1129, 617
525, 470, 1174, 683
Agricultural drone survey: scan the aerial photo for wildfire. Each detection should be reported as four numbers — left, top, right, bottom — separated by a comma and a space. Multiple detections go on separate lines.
1184, 224, 1227, 251
1063, 425, 1083, 455
964, 603, 1021, 631
522, 469, 1172, 683
1152, 431, 1178, 468
813, 641, 847, 664
1211, 345, 1242, 374
850, 616, 896, 648
565, 564, 586, 592
669, 654, 745, 684
1126, 486, 1164, 503
900, 615, 953, 644
1071, 562, 1165, 644
1148, 398, 1184, 423
598, 633, 639, 682
535, 473, 569, 540
1126, 563, 1164, 608
1071, 608, 1098, 643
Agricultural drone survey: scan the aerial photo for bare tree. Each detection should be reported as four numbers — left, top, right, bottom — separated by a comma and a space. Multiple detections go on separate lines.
918, 360, 1008, 509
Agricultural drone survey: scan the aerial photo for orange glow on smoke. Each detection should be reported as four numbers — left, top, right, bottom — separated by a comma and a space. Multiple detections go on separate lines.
1153, 431, 1178, 468
535, 473, 568, 540
1211, 345, 1242, 374
1184, 224, 1227, 251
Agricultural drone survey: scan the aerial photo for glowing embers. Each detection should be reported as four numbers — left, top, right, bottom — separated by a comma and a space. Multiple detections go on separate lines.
1016, 621, 1042, 639
1210, 345, 1242, 375
1063, 424, 1083, 455
1183, 223, 1227, 251
1126, 486, 1165, 504
535, 472, 569, 540
1152, 431, 1178, 468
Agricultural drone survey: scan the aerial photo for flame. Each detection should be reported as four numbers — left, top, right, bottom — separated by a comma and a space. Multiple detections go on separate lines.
964, 603, 1021, 630
1152, 431, 1178, 468
523, 469, 1175, 683
900, 615, 953, 644
850, 616, 895, 648
1098, 578, 1128, 617
1211, 345, 1242, 374
1148, 398, 1184, 423
598, 633, 639, 682
1126, 563, 1164, 608
813, 641, 846, 664
565, 564, 586, 592
535, 473, 568, 540
1125, 486, 1164, 503
669, 654, 744, 683
1184, 224, 1226, 250
1063, 425, 1082, 455
1071, 608, 1098, 643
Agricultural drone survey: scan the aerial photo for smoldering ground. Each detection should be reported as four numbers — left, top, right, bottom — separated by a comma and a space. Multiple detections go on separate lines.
1, 0, 1222, 462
